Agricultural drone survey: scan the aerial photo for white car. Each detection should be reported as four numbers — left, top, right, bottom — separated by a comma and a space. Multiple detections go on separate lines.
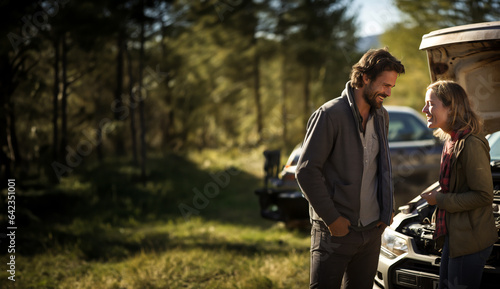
375, 131, 500, 289
375, 21, 500, 289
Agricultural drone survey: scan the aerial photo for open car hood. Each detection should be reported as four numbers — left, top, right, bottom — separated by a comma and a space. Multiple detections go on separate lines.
420, 21, 500, 134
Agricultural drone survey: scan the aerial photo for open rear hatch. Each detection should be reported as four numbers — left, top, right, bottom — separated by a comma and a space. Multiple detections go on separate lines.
420, 21, 500, 134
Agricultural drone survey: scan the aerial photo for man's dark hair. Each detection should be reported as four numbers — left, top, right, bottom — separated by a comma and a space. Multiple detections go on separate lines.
350, 47, 405, 89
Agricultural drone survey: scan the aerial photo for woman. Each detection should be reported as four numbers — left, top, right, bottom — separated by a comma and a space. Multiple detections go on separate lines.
420, 80, 497, 288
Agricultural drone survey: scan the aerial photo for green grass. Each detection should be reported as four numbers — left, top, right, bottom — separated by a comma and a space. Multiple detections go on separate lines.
0, 148, 310, 288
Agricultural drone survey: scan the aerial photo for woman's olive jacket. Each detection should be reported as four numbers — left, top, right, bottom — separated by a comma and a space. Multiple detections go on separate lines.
435, 133, 498, 258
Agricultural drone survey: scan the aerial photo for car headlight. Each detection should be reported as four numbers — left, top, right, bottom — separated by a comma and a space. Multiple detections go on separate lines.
381, 228, 408, 259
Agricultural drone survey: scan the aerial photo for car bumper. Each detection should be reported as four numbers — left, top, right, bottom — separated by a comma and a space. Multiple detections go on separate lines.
376, 238, 500, 289
375, 235, 440, 289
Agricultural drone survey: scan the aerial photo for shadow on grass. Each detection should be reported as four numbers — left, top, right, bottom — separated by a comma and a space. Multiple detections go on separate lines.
2, 152, 308, 262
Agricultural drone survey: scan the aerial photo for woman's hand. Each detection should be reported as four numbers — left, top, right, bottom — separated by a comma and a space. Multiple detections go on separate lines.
420, 190, 438, 205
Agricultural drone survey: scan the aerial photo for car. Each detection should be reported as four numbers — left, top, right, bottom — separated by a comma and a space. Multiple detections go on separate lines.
254, 147, 310, 227
386, 106, 443, 207
255, 105, 443, 227
374, 21, 500, 289
375, 131, 500, 289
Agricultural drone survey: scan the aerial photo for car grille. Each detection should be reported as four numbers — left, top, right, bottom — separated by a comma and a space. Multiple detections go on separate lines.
394, 269, 438, 289
390, 259, 439, 288
396, 270, 417, 287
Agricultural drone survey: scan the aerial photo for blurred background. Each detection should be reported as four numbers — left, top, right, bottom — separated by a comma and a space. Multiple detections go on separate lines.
0, 0, 499, 288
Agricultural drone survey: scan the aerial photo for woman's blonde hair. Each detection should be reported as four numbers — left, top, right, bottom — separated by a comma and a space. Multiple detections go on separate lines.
427, 80, 483, 140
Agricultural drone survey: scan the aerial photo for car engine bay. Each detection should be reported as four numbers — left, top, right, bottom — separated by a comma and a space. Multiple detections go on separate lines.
394, 164, 500, 267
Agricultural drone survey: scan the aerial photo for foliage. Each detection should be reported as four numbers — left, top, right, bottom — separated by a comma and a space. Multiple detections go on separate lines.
1, 0, 363, 186
380, 0, 500, 112
395, 0, 500, 28
3, 1, 499, 286
0, 150, 310, 288
379, 24, 431, 110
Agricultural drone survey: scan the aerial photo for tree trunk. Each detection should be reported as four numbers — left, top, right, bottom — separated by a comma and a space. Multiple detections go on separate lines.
161, 20, 174, 147
2, 61, 22, 167
0, 49, 34, 184
60, 33, 69, 158
0, 86, 13, 186
52, 36, 60, 161
281, 54, 288, 146
114, 33, 125, 120
126, 43, 138, 166
6, 100, 21, 164
303, 66, 311, 128
114, 32, 125, 155
164, 75, 173, 146
253, 45, 263, 145
138, 0, 147, 183
96, 127, 103, 162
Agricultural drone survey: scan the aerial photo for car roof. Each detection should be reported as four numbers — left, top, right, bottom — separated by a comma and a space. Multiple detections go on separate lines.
385, 105, 426, 121
420, 21, 500, 50
291, 105, 429, 149
385, 105, 421, 113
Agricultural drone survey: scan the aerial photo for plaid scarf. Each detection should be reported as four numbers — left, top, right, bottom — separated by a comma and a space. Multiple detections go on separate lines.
434, 129, 470, 240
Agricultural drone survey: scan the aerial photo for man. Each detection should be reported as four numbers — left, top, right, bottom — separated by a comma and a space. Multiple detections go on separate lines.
295, 48, 405, 289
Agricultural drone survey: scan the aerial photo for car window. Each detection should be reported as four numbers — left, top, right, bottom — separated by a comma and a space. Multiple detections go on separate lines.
488, 131, 500, 161
388, 112, 434, 142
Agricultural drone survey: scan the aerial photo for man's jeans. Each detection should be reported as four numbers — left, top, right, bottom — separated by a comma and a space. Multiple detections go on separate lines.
439, 236, 493, 289
309, 220, 384, 289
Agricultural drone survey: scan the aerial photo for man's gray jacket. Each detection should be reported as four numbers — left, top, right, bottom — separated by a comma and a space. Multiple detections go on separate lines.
295, 82, 394, 227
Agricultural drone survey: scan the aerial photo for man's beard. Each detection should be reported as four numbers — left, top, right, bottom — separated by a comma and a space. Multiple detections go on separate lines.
363, 83, 386, 109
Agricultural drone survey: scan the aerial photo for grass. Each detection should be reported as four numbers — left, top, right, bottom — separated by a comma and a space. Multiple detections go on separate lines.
0, 148, 311, 288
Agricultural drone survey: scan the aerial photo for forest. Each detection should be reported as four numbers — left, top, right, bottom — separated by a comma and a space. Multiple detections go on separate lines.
1, 0, 499, 186
1, 1, 500, 288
